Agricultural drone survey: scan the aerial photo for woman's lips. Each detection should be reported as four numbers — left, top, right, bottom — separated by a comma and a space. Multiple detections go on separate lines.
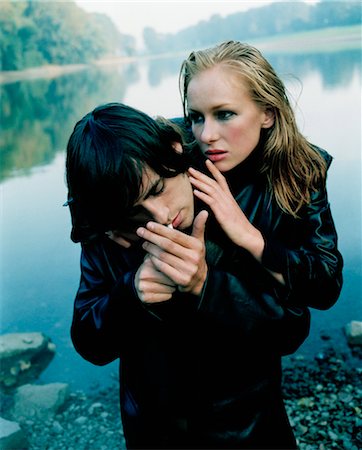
205, 150, 228, 162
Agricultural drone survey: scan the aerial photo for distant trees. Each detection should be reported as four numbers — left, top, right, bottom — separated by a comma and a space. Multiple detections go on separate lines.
0, 0, 136, 71
1, 0, 360, 70
143, 1, 361, 54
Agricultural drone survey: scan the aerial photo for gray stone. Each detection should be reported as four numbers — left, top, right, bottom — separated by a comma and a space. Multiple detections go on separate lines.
0, 416, 28, 449
11, 383, 69, 421
0, 332, 56, 391
345, 320, 362, 346
74, 416, 87, 425
52, 420, 64, 434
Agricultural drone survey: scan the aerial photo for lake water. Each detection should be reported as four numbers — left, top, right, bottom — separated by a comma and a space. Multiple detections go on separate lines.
1, 48, 361, 390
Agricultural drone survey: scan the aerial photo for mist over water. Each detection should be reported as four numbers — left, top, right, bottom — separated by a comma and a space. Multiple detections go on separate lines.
1, 48, 361, 390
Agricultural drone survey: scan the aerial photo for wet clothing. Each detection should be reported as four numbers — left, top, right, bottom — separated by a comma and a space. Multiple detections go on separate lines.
71, 146, 343, 449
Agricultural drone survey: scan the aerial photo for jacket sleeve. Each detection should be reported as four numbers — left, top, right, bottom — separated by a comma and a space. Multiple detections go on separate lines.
70, 243, 142, 366
196, 266, 310, 356
262, 179, 343, 310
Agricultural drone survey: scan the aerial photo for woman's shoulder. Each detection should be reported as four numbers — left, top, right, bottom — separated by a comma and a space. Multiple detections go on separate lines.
309, 143, 333, 168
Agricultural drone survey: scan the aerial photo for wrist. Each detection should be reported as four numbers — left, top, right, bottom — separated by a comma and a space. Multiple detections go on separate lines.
242, 229, 265, 262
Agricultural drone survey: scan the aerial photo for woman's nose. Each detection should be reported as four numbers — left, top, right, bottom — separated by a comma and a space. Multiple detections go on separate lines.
142, 199, 170, 225
200, 119, 218, 144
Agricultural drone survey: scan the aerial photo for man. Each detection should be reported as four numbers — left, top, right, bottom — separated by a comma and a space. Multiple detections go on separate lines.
66, 102, 310, 449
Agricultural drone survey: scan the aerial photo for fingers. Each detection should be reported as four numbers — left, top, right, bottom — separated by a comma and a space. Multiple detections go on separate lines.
141, 256, 176, 287
137, 222, 200, 251
136, 221, 207, 293
148, 253, 201, 288
188, 169, 229, 203
191, 210, 208, 240
137, 224, 204, 272
205, 158, 227, 184
135, 257, 177, 303
188, 161, 228, 190
137, 280, 176, 303
106, 231, 131, 248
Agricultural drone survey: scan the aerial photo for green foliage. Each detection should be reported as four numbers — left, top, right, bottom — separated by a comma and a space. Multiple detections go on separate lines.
143, 1, 362, 54
0, 0, 135, 71
0, 64, 138, 180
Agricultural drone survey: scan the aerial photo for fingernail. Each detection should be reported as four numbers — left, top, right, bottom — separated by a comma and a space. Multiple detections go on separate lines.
136, 227, 145, 237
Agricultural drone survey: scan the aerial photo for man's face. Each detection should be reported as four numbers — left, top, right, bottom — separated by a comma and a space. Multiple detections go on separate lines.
135, 165, 195, 230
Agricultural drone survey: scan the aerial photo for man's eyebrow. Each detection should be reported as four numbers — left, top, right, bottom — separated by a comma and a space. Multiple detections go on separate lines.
138, 177, 162, 202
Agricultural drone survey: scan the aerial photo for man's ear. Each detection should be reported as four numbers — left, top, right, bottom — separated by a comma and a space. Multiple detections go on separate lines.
262, 108, 275, 129
172, 142, 183, 154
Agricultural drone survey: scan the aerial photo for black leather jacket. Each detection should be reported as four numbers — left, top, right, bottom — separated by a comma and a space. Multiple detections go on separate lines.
70, 146, 343, 449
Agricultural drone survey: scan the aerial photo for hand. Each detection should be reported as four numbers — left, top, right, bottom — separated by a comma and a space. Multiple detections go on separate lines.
135, 255, 177, 303
136, 210, 209, 296
188, 160, 264, 261
106, 231, 131, 249
106, 207, 155, 249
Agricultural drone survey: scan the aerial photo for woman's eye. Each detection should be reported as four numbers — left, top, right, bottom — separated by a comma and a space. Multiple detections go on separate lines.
189, 112, 203, 124
216, 111, 235, 121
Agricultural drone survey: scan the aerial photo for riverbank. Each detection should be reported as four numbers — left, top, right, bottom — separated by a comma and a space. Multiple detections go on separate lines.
1, 346, 361, 450
1, 25, 360, 85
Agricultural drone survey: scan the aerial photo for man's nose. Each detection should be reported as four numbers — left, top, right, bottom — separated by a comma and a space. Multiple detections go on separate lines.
142, 199, 170, 225
200, 119, 219, 144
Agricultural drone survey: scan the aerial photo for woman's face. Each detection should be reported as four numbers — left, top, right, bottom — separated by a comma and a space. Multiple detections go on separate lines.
187, 65, 274, 173
134, 165, 195, 230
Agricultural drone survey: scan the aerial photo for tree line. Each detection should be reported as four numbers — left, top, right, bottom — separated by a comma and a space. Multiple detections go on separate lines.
0, 0, 135, 71
143, 1, 361, 54
1, 0, 360, 71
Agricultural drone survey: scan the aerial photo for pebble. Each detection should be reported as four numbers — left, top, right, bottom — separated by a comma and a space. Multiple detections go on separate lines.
0, 346, 360, 449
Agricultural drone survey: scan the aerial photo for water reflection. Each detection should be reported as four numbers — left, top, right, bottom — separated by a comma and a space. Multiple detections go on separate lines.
0, 64, 138, 181
267, 49, 361, 89
1, 49, 360, 182
146, 48, 361, 89
1, 47, 360, 390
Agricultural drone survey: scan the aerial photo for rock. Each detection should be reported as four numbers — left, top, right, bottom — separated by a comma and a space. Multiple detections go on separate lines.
0, 416, 28, 449
345, 321, 362, 346
74, 415, 87, 425
0, 332, 56, 391
11, 383, 69, 421
52, 420, 64, 434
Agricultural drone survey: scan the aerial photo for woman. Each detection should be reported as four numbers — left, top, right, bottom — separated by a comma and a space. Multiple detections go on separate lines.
67, 102, 313, 449
172, 40, 343, 445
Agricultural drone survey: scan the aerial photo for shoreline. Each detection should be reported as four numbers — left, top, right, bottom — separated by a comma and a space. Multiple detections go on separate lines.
1, 346, 361, 450
0, 53, 183, 85
1, 25, 360, 85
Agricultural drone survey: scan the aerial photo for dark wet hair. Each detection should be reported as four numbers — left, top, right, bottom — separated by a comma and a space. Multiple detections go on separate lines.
65, 102, 192, 243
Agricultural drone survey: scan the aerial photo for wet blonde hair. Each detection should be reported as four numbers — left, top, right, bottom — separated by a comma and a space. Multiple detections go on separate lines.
179, 40, 327, 217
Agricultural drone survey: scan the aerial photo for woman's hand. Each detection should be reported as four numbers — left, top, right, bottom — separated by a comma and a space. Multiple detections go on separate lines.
135, 255, 177, 303
188, 159, 265, 261
136, 210, 209, 296
189, 160, 285, 284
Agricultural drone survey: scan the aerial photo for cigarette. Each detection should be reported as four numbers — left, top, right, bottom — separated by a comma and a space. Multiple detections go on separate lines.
167, 224, 174, 229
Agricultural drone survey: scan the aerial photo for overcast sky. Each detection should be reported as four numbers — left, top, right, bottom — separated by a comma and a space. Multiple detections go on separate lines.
75, 1, 282, 47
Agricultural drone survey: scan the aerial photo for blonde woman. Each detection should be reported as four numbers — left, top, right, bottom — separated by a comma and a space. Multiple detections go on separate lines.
166, 40, 344, 447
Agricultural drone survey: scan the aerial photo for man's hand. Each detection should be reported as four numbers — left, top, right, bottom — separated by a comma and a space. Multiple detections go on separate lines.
136, 210, 209, 296
106, 230, 132, 248
106, 207, 155, 249
135, 255, 177, 303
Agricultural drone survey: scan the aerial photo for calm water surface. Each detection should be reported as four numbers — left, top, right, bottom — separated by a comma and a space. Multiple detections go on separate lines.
1, 49, 361, 390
